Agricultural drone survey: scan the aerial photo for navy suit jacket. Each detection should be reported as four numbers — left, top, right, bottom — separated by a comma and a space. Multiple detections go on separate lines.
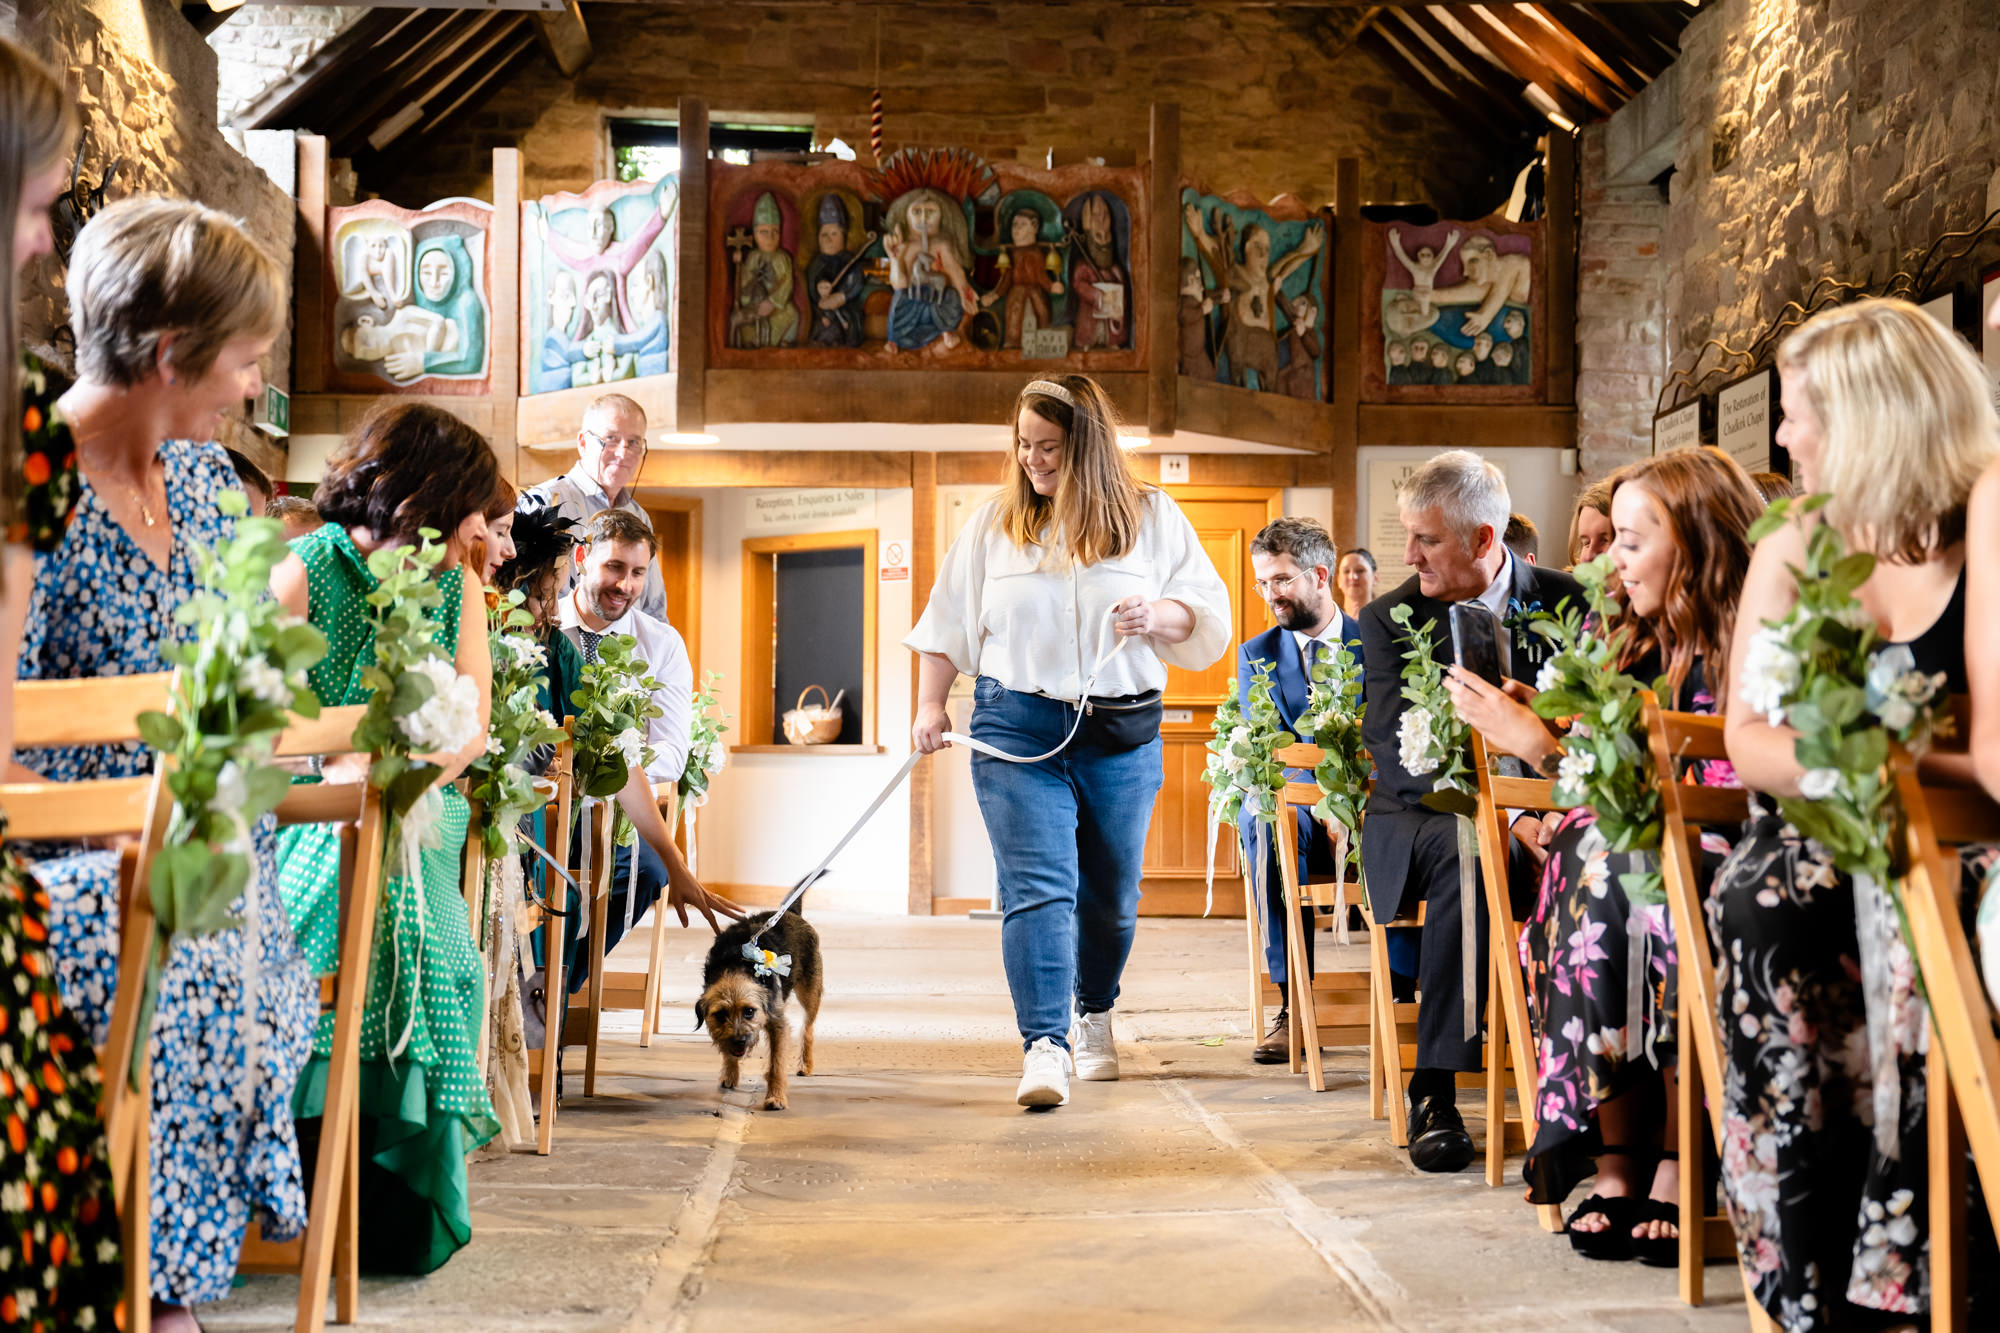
1235, 611, 1365, 877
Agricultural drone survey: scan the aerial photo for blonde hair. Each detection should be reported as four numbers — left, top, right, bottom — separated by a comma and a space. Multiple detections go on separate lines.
68, 195, 286, 388
0, 38, 76, 543
1567, 477, 1614, 565
1779, 296, 2000, 562
993, 374, 1148, 565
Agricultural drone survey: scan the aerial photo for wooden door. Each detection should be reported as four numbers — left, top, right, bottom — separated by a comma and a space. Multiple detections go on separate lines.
643, 498, 702, 673
1140, 489, 1280, 916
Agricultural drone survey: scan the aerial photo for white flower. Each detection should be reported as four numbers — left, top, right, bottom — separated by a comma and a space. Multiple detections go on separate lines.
535, 708, 559, 732
237, 655, 292, 707
1223, 750, 1249, 776
1556, 748, 1597, 791
401, 656, 483, 753
1797, 767, 1842, 800
611, 726, 646, 767
209, 760, 249, 817
1228, 724, 1252, 749
1740, 627, 1801, 726
1399, 707, 1439, 775
709, 743, 729, 775
1877, 695, 1916, 732
504, 634, 547, 669
485, 733, 504, 757
1536, 660, 1564, 694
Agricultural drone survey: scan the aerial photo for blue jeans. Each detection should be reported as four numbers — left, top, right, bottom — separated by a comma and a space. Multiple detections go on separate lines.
968, 678, 1164, 1049
563, 832, 667, 995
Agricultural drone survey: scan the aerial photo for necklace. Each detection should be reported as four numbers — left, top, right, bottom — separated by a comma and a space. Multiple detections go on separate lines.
68, 422, 162, 528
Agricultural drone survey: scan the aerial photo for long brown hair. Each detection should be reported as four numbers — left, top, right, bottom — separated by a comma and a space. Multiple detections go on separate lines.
993, 373, 1148, 565
1607, 447, 1764, 705
0, 38, 77, 544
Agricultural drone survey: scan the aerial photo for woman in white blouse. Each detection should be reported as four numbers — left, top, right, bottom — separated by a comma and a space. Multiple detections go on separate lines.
907, 375, 1230, 1108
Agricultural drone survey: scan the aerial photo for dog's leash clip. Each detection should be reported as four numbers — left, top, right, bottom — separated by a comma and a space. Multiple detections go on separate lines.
740, 941, 792, 979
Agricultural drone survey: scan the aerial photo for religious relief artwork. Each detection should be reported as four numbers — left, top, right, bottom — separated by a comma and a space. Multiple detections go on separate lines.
521, 175, 677, 395
1179, 188, 1327, 400
327, 199, 492, 395
1361, 217, 1544, 403
706, 148, 1148, 372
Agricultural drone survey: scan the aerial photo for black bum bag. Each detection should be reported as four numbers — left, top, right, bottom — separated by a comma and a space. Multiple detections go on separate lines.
1082, 688, 1164, 750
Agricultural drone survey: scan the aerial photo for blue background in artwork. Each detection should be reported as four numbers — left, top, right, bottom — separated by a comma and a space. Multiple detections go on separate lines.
1179, 188, 1324, 397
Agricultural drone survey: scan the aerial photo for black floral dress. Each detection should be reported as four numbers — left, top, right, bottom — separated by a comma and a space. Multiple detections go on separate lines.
1709, 573, 1966, 1329
1, 357, 124, 1332
1520, 658, 1738, 1206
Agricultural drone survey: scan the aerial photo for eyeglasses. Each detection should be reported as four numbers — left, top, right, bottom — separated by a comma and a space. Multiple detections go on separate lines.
583, 428, 648, 458
1251, 571, 1310, 599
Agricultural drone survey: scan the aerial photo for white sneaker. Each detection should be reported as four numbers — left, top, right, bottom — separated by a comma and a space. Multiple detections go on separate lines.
1016, 1037, 1072, 1107
1070, 1009, 1120, 1081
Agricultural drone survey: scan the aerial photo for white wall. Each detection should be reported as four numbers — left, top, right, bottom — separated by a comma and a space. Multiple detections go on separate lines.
651, 485, 916, 915
1354, 446, 1576, 589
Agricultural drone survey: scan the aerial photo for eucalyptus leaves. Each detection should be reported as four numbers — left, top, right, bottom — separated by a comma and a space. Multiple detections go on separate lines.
1738, 494, 1948, 885
467, 590, 567, 858
570, 631, 663, 802
139, 492, 328, 943
1391, 603, 1475, 812
1297, 643, 1370, 872
1202, 667, 1293, 835
1525, 554, 1664, 902
680, 669, 731, 809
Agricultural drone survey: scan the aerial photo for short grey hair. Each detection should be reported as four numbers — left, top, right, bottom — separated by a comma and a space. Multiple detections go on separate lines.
1398, 450, 1511, 548
1250, 516, 1337, 574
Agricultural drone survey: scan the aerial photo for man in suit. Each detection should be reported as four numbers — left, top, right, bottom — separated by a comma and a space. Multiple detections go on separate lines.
1359, 450, 1579, 1172
1237, 517, 1366, 1063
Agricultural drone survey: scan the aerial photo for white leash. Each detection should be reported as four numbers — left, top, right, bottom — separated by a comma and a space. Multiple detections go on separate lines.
746, 608, 1136, 953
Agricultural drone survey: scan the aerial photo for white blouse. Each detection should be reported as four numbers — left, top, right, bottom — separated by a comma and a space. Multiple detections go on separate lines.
905, 491, 1232, 701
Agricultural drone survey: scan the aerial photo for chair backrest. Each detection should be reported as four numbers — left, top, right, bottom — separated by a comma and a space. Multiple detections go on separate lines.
13, 672, 173, 750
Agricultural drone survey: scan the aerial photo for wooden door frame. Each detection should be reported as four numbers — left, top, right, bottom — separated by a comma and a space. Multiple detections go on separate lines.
640, 495, 703, 674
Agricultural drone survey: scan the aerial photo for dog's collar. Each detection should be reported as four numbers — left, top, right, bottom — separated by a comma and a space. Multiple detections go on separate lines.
742, 941, 792, 979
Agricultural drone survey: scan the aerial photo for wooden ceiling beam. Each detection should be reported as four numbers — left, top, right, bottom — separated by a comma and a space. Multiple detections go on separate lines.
414, 25, 539, 139
1478, 4, 1620, 115
1545, 3, 1672, 84
1382, 10, 1540, 133
242, 7, 413, 129
1530, 6, 1641, 98
1608, 0, 1694, 53
1442, 7, 1598, 126
1358, 24, 1536, 144
323, 13, 505, 153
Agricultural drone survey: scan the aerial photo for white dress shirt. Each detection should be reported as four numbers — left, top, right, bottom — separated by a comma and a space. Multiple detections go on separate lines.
559, 588, 693, 784
1290, 606, 1350, 670
524, 466, 669, 622
905, 491, 1232, 700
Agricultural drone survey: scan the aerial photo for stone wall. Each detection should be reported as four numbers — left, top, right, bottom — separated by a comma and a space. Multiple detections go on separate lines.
6, 0, 296, 469
359, 2, 1523, 218
1662, 0, 2000, 379
209, 3, 367, 126
1575, 122, 1667, 478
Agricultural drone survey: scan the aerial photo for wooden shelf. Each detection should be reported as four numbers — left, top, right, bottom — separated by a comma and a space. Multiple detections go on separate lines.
728, 744, 888, 756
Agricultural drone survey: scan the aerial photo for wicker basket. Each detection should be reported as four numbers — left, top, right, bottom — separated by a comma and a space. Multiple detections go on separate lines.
782, 684, 847, 745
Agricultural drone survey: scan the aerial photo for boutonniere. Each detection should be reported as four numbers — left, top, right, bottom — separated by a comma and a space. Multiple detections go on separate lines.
1504, 597, 1547, 663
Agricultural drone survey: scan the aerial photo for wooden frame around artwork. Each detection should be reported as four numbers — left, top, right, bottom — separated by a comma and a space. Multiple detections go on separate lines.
1360, 214, 1546, 405
704, 157, 1150, 375
1175, 183, 1333, 405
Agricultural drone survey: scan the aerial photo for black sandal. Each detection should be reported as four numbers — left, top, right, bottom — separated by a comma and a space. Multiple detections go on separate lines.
1566, 1147, 1645, 1261
1632, 1150, 1682, 1267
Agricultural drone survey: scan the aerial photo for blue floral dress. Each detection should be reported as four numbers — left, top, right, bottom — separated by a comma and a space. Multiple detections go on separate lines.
16, 437, 317, 1307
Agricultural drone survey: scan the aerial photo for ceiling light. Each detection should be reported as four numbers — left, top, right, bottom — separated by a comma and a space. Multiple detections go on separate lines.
1116, 433, 1149, 452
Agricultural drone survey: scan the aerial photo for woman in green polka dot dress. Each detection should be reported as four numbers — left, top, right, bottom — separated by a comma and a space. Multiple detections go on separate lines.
271, 403, 503, 1275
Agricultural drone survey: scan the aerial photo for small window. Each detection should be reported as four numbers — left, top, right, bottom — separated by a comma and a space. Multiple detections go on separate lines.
610, 119, 815, 179
739, 530, 878, 750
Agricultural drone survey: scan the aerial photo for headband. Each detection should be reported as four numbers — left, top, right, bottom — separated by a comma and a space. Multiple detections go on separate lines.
1021, 379, 1076, 409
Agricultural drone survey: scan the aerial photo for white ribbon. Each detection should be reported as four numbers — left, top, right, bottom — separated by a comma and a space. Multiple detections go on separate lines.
1457, 812, 1478, 1040
1853, 870, 1917, 1159
684, 800, 699, 877
1331, 825, 1352, 947
1625, 898, 1666, 1069
1203, 796, 1223, 918
575, 795, 596, 942
621, 813, 639, 941
385, 785, 444, 1065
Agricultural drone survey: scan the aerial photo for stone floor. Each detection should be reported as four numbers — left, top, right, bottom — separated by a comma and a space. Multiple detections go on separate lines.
204, 913, 1752, 1331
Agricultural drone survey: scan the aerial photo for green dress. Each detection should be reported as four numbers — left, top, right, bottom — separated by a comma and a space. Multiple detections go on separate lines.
275, 523, 498, 1275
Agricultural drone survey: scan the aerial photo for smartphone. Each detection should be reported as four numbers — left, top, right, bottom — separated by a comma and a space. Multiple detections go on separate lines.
1449, 601, 1504, 687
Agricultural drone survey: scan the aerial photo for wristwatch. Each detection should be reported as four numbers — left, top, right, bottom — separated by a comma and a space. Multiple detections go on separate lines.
1536, 748, 1563, 779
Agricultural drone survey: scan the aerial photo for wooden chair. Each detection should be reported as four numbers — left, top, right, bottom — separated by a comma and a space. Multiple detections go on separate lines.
216, 703, 383, 1333
528, 726, 575, 1155
1892, 753, 2000, 1333
1265, 743, 1372, 1091
10, 672, 177, 1333
639, 782, 681, 1041
1466, 733, 1566, 1232
1639, 693, 1770, 1318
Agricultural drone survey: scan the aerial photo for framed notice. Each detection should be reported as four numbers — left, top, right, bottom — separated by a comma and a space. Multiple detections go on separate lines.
1716, 369, 1776, 474
1652, 398, 1702, 454
1984, 266, 2000, 417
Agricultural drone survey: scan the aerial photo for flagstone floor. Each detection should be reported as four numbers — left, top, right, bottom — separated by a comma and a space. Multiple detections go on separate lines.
204, 912, 1752, 1331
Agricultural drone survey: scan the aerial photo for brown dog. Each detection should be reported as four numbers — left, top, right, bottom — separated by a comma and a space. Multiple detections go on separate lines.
695, 909, 823, 1110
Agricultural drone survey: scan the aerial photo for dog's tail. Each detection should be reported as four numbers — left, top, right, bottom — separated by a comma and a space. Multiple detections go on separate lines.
781, 868, 827, 920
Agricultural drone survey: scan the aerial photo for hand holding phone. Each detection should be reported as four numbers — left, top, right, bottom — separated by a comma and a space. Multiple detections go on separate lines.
1449, 601, 1504, 687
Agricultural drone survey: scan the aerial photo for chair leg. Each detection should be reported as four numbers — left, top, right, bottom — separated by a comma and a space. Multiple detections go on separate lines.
536, 834, 567, 1156
585, 864, 609, 1099
1286, 902, 1326, 1091
335, 1111, 359, 1325
1367, 964, 1385, 1120
639, 888, 671, 1048
1373, 924, 1411, 1148
1931, 1037, 1967, 1332
1678, 989, 1704, 1306
1484, 962, 1506, 1188
1243, 873, 1265, 1043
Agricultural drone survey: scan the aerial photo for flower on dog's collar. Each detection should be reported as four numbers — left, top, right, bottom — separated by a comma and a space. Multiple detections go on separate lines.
741, 941, 792, 978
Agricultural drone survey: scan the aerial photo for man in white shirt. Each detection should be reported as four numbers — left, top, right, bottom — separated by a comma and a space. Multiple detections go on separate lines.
556, 507, 695, 982
524, 391, 669, 621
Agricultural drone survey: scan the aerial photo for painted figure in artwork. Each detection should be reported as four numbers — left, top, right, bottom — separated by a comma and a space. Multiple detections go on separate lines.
1068, 192, 1130, 351
381, 232, 486, 380
882, 186, 976, 354
1388, 226, 1459, 318
729, 192, 800, 349
1185, 203, 1323, 392
628, 250, 669, 329
981, 205, 1063, 349
534, 180, 675, 333
1432, 235, 1532, 337
806, 194, 869, 348
1276, 291, 1322, 400
1177, 256, 1222, 380
359, 234, 403, 313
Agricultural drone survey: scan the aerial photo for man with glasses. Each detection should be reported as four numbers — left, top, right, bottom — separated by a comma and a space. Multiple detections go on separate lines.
1237, 517, 1368, 1064
523, 391, 669, 620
